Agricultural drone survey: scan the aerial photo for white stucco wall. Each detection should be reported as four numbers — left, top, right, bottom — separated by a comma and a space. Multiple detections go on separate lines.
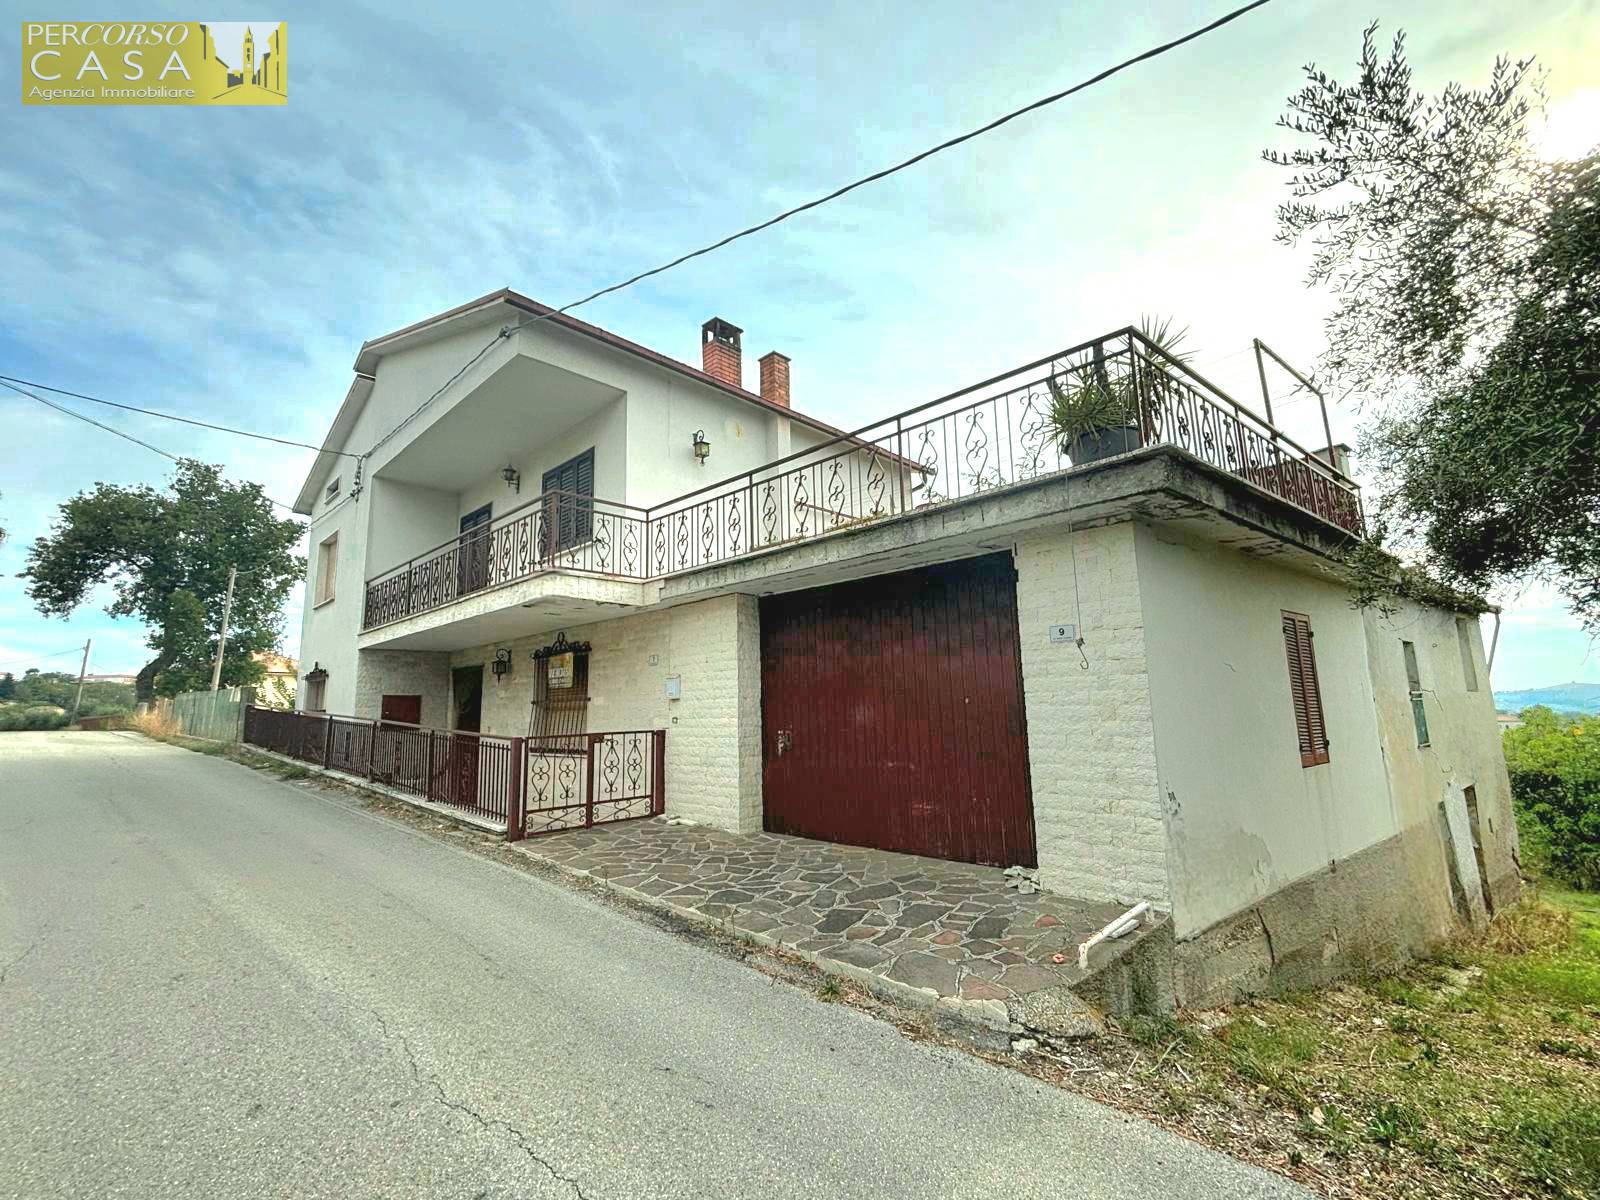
1138, 525, 1400, 938
444, 594, 763, 833
1014, 523, 1171, 907
453, 397, 627, 528
296, 494, 365, 715
294, 310, 842, 702
1361, 603, 1520, 903
365, 477, 458, 579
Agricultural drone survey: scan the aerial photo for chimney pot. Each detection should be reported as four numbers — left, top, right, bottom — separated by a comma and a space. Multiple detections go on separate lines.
759, 351, 791, 408
701, 317, 743, 389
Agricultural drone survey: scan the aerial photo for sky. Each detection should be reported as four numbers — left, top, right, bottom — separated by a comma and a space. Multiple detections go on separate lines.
0, 0, 1596, 692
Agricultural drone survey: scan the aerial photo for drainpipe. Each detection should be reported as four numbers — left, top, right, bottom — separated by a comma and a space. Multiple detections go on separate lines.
1486, 609, 1503, 675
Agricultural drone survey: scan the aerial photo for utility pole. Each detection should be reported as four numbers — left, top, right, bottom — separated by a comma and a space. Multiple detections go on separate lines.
69, 638, 91, 725
210, 566, 237, 692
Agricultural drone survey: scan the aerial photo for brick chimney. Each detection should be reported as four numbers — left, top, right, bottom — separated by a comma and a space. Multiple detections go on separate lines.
758, 351, 791, 408
701, 318, 743, 389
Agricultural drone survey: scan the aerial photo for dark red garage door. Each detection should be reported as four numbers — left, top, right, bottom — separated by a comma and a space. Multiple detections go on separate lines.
760, 552, 1036, 867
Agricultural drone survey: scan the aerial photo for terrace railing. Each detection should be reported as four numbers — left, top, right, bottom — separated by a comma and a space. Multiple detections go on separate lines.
361, 328, 1362, 631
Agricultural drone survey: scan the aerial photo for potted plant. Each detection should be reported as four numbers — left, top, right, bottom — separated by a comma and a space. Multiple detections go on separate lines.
1046, 371, 1139, 464
1045, 316, 1192, 465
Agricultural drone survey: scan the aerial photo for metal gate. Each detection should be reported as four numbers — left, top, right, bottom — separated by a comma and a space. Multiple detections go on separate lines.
759, 552, 1036, 867
524, 730, 666, 836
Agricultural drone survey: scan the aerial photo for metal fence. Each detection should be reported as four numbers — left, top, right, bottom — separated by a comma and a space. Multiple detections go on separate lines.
241, 707, 665, 840
242, 706, 524, 834
361, 328, 1363, 631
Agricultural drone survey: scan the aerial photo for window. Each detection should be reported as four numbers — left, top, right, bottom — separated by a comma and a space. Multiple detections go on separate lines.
540, 447, 595, 553
325, 475, 341, 503
1403, 640, 1430, 746
1457, 618, 1479, 692
315, 534, 338, 606
303, 668, 327, 712
1281, 611, 1330, 767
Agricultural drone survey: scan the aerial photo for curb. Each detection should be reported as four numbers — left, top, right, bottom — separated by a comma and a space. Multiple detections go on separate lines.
236, 745, 506, 837
217, 740, 1119, 1052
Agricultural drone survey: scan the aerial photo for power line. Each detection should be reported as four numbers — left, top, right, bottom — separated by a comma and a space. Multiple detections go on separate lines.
0, 374, 360, 458
0, 646, 87, 673
364, 0, 1276, 455
3, 377, 178, 462
0, 378, 301, 513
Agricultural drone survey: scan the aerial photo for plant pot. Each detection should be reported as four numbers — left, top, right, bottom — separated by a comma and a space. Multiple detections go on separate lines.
1069, 423, 1142, 464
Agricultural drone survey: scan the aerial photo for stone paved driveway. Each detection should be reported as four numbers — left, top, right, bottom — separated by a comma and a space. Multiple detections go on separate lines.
521, 818, 1143, 1011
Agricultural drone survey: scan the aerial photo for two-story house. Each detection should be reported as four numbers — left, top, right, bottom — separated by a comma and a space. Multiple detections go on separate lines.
286, 288, 1519, 1004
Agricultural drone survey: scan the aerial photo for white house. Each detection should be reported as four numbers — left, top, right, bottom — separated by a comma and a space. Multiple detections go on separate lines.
289, 289, 1520, 1005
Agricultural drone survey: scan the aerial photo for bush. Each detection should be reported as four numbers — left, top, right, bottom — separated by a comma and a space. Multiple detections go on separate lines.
0, 707, 70, 732
1504, 707, 1600, 889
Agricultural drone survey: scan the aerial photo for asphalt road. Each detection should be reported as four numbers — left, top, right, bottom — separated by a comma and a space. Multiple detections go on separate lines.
0, 732, 1308, 1199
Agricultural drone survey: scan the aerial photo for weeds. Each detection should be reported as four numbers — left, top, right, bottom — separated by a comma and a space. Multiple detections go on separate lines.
1106, 891, 1600, 1199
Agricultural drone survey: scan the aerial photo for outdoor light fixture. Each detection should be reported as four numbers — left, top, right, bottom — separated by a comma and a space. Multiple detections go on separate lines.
501, 464, 521, 493
491, 648, 513, 680
691, 429, 711, 464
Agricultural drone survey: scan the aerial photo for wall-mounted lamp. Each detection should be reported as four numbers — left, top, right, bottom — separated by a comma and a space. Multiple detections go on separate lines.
691, 429, 711, 464
491, 648, 513, 681
501, 464, 521, 493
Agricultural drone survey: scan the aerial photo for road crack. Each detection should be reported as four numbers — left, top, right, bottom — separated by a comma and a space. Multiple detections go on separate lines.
0, 940, 39, 988
372, 1011, 593, 1200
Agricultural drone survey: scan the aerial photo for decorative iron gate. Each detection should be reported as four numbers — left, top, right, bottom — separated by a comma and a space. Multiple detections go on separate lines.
525, 729, 666, 836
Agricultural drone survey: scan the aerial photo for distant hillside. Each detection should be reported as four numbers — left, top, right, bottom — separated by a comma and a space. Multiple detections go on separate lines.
1494, 682, 1600, 715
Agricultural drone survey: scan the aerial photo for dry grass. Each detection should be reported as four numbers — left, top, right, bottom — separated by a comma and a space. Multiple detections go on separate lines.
125, 707, 179, 738
1018, 889, 1600, 1199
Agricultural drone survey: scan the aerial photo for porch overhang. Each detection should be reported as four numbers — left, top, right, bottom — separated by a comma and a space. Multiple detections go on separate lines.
356, 571, 656, 652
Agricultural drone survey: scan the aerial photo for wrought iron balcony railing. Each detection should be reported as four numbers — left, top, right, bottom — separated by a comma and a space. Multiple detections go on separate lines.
360, 328, 1362, 631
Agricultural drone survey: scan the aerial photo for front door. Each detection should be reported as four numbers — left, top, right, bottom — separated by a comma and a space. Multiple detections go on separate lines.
760, 553, 1036, 867
458, 504, 492, 596
449, 666, 484, 805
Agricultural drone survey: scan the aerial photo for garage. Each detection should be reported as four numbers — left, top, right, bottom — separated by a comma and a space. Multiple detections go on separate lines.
759, 552, 1036, 867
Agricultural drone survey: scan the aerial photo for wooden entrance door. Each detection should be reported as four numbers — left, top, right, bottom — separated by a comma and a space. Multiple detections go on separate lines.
450, 666, 483, 805
760, 552, 1036, 867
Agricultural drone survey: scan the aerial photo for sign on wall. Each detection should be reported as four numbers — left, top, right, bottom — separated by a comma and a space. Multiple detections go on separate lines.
546, 652, 575, 690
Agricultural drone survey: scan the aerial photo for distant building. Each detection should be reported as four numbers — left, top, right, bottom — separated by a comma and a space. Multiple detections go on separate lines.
83, 673, 138, 686
1496, 712, 1524, 731
252, 651, 298, 709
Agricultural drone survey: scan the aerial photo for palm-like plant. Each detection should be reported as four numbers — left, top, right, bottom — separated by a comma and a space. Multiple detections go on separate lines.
1046, 317, 1193, 461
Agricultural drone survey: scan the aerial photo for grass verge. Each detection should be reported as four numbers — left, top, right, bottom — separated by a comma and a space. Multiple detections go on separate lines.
1034, 889, 1600, 1199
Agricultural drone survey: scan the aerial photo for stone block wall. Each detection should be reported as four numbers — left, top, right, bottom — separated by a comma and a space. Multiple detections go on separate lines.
1013, 522, 1170, 907
352, 649, 452, 727
447, 594, 763, 834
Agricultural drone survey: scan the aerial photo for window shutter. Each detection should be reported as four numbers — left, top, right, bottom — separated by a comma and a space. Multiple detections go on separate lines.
540, 449, 596, 552
1281, 611, 1330, 767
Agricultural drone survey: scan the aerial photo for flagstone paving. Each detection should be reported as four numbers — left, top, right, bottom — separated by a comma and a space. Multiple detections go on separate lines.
519, 818, 1141, 1008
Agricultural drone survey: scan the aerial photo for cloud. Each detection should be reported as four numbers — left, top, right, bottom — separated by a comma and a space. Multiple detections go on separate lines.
2, 0, 1596, 680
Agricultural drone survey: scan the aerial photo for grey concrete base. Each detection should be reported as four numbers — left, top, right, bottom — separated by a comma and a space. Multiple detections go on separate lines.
241, 746, 507, 837
1172, 826, 1499, 1007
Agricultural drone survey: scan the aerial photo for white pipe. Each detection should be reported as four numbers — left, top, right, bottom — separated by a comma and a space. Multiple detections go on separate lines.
1078, 901, 1150, 971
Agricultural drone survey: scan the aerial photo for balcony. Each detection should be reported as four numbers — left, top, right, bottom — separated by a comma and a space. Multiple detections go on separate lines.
361, 328, 1363, 634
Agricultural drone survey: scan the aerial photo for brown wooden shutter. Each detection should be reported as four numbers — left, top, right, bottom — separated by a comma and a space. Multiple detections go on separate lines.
1281, 611, 1330, 767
